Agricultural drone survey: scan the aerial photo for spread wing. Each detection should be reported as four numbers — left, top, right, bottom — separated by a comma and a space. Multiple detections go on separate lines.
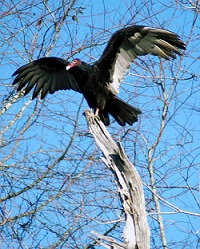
12, 57, 81, 99
95, 25, 186, 95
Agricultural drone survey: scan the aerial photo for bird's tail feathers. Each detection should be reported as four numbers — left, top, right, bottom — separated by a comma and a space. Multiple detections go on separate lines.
99, 111, 110, 126
108, 97, 141, 126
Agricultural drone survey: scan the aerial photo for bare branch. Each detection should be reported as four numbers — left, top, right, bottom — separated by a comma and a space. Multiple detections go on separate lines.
84, 110, 150, 249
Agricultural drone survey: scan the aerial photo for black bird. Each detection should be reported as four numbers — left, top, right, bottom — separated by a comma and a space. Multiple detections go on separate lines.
12, 25, 185, 126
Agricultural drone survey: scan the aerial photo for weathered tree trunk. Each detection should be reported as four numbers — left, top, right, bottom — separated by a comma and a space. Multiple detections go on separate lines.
84, 110, 150, 249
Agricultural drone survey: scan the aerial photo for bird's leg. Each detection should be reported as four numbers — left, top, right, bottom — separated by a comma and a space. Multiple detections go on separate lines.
94, 108, 99, 117
87, 108, 100, 124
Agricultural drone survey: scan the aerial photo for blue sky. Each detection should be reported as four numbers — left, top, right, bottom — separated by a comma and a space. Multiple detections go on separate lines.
1, 0, 199, 248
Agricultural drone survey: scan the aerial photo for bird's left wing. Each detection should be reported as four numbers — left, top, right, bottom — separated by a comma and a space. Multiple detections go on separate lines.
95, 25, 186, 95
12, 57, 81, 99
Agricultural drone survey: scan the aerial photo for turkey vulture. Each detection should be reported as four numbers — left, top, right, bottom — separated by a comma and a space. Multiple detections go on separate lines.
12, 25, 185, 126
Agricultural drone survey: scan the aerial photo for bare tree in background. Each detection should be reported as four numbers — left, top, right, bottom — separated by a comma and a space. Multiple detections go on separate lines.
0, 0, 199, 248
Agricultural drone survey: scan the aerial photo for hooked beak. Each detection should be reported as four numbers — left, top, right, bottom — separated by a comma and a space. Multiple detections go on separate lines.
66, 65, 71, 71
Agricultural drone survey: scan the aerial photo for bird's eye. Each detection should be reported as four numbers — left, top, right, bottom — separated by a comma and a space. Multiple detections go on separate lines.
73, 60, 77, 64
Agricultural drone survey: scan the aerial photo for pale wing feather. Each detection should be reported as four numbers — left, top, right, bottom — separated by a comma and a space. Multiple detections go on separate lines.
97, 26, 185, 95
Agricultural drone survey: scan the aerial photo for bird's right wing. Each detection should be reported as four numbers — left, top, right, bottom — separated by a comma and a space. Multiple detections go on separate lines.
95, 25, 186, 95
12, 57, 82, 99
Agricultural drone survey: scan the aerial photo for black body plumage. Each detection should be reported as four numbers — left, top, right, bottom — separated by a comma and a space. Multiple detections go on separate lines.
12, 25, 185, 126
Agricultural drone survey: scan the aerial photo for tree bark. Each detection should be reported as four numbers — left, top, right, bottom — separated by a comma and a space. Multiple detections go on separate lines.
84, 110, 150, 249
